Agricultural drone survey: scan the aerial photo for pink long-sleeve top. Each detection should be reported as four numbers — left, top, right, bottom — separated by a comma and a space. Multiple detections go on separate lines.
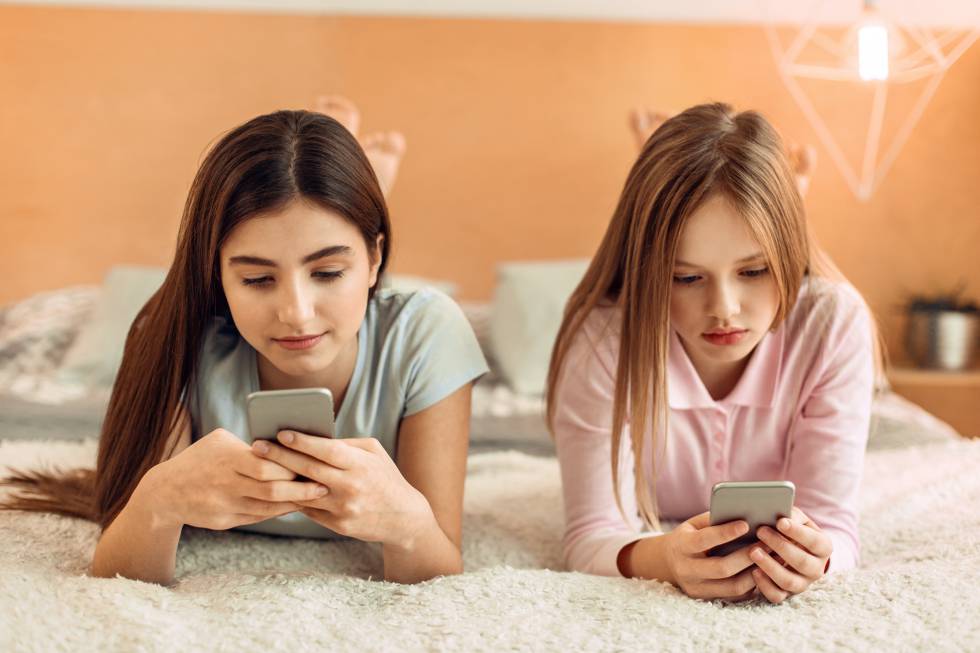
552, 277, 875, 577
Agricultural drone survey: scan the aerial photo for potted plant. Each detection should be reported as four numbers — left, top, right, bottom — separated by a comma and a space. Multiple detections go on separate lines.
905, 283, 979, 371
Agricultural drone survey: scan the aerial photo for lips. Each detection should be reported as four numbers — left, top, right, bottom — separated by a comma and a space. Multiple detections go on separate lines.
273, 331, 326, 351
701, 328, 748, 346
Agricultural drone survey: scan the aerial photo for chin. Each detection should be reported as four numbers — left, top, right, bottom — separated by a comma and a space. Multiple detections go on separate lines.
266, 347, 333, 373
704, 337, 761, 361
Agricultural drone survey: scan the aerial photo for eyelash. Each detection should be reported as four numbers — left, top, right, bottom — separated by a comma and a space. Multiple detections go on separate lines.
241, 271, 344, 287
672, 267, 769, 285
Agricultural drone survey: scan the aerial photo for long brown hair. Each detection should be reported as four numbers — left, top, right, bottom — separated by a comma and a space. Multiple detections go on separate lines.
1, 110, 391, 529
546, 102, 884, 531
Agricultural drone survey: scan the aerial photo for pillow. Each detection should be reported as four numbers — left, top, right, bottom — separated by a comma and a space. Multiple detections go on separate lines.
867, 390, 962, 450
0, 286, 100, 379
56, 265, 167, 387
489, 259, 589, 395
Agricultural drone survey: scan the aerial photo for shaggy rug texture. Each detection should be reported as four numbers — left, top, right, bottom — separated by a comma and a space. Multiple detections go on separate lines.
1, 437, 979, 652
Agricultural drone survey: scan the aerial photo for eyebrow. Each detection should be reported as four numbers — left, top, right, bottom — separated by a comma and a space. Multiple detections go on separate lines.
228, 245, 353, 268
674, 252, 766, 268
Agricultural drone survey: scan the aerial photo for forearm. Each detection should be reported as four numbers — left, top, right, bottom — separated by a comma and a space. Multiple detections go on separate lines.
382, 512, 462, 584
618, 533, 675, 585
89, 469, 183, 585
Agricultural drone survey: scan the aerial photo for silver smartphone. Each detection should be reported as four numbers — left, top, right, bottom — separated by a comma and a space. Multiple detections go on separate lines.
708, 480, 795, 557
245, 388, 336, 443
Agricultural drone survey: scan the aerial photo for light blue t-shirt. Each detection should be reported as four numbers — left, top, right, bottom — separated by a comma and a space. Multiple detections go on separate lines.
188, 287, 488, 539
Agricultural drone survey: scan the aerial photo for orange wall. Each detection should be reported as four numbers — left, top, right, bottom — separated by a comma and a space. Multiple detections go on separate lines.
2, 6, 979, 363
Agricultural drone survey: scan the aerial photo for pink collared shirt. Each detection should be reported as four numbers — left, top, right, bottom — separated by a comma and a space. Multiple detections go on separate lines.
552, 277, 874, 577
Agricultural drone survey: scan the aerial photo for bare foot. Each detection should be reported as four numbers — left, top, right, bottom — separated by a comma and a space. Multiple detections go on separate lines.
314, 94, 361, 137
629, 107, 674, 151
628, 106, 817, 197
361, 131, 407, 197
313, 95, 406, 197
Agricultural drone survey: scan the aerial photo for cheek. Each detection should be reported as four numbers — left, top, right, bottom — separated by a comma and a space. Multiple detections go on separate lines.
669, 291, 701, 331
749, 282, 780, 323
319, 268, 372, 329
221, 278, 250, 323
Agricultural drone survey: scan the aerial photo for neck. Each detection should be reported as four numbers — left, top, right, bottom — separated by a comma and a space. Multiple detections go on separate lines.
679, 338, 754, 402
256, 334, 359, 415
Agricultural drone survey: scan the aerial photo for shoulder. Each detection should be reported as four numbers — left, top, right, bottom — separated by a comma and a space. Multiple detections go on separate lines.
368, 287, 487, 415
366, 287, 485, 372
368, 286, 470, 340
784, 275, 873, 364
561, 303, 623, 381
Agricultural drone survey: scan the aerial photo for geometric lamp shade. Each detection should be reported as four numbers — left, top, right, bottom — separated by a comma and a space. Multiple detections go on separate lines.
764, 1, 978, 200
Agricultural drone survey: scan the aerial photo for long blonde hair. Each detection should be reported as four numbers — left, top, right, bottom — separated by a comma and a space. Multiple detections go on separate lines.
545, 102, 885, 531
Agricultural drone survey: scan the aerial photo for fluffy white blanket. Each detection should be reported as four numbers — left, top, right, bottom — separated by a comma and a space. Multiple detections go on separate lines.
1, 438, 979, 652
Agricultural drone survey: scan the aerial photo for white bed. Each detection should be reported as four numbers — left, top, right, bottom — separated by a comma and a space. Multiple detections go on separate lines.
1, 282, 978, 652
2, 436, 979, 652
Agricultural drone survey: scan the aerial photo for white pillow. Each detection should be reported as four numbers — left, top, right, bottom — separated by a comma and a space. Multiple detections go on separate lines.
489, 259, 589, 395
57, 265, 167, 387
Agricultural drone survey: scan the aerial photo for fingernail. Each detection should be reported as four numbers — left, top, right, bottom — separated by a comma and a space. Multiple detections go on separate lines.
751, 548, 764, 560
253, 441, 269, 454
315, 486, 328, 497
279, 431, 295, 444
778, 519, 791, 531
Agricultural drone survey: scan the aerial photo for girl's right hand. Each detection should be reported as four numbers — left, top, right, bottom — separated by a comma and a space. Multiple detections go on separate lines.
662, 511, 759, 601
139, 428, 329, 530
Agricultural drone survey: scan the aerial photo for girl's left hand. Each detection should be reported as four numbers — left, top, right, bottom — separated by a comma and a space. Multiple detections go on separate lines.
750, 507, 833, 604
251, 431, 435, 548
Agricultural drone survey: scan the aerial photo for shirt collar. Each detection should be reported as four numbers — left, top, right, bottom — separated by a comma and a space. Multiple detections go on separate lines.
667, 325, 784, 410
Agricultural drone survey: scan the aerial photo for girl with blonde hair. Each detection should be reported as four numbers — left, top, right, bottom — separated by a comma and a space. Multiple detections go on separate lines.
547, 102, 879, 603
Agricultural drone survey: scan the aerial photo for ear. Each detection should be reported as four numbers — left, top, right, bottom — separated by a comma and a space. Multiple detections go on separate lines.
367, 234, 385, 289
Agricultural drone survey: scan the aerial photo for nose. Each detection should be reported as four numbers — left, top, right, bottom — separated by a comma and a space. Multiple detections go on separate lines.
707, 279, 740, 323
276, 276, 316, 327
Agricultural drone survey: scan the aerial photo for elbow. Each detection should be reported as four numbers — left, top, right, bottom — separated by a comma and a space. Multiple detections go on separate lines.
383, 563, 463, 585
561, 535, 599, 575
89, 559, 175, 586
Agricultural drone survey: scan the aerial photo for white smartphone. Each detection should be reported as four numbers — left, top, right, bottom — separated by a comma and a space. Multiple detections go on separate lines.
708, 480, 795, 557
245, 388, 336, 443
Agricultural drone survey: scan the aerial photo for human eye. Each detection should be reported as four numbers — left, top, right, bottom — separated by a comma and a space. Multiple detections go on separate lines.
741, 266, 769, 279
672, 274, 701, 285
313, 270, 344, 282
241, 276, 272, 287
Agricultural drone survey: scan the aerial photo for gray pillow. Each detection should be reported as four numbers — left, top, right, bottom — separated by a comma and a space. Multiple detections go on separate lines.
56, 265, 167, 387
489, 259, 588, 395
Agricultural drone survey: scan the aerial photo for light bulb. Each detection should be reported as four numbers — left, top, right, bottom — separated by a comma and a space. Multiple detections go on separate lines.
858, 23, 889, 80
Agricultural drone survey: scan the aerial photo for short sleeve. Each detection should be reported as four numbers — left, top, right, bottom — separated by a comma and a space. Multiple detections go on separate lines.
400, 290, 489, 417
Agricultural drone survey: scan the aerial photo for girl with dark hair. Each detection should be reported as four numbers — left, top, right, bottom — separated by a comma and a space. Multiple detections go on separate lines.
2, 110, 487, 586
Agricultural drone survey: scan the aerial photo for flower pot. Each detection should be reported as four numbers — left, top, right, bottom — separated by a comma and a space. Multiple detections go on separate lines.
906, 309, 979, 371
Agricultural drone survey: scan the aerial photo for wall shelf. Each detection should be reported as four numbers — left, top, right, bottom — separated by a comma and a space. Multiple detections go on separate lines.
887, 366, 980, 438
888, 366, 980, 387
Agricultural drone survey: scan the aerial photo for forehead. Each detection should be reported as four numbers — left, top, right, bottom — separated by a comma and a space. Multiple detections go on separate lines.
221, 200, 363, 255
675, 194, 763, 266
